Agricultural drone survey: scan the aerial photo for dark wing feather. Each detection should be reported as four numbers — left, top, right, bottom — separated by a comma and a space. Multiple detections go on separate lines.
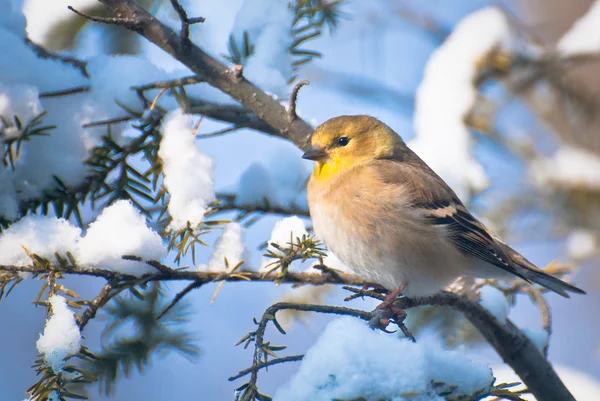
420, 200, 530, 282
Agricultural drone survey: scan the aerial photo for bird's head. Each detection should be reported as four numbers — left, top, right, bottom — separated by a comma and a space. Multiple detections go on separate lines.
303, 115, 405, 181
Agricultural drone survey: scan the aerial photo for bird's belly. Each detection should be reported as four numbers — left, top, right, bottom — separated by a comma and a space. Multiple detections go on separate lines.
310, 202, 463, 297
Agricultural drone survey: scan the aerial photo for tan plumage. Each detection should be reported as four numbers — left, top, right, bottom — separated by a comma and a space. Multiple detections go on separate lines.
304, 115, 585, 298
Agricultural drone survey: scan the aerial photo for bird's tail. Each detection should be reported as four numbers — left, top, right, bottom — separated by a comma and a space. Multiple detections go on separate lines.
500, 244, 586, 298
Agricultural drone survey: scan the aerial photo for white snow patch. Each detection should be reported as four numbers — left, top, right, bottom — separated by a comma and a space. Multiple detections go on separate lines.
479, 285, 509, 324
530, 146, 600, 190
36, 295, 82, 373
22, 0, 96, 45
159, 111, 215, 231
310, 251, 351, 274
274, 317, 494, 401
76, 200, 167, 275
522, 328, 549, 354
267, 216, 308, 257
0, 201, 166, 274
235, 147, 309, 211
412, 6, 510, 201
566, 229, 597, 260
0, 215, 81, 266
556, 1, 600, 56
231, 0, 293, 97
236, 163, 276, 207
198, 223, 245, 272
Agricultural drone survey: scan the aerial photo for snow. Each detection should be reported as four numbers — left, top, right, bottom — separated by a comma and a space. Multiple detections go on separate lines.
0, 200, 166, 274
198, 222, 245, 272
522, 328, 549, 354
235, 147, 309, 211
76, 200, 167, 275
235, 163, 276, 207
274, 317, 494, 401
310, 251, 351, 274
478, 285, 509, 324
22, 0, 96, 46
231, 0, 293, 97
530, 146, 600, 190
159, 110, 216, 232
267, 216, 308, 257
36, 295, 82, 374
0, 215, 81, 266
411, 6, 510, 201
566, 229, 597, 260
556, 1, 600, 56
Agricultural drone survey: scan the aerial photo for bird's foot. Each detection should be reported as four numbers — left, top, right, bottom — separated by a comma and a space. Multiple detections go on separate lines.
375, 285, 405, 311
369, 284, 408, 332
368, 303, 407, 331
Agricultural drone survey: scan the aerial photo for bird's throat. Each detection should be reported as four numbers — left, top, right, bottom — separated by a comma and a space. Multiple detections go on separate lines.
313, 158, 352, 182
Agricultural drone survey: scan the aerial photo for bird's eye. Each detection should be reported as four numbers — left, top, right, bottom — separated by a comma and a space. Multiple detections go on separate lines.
338, 137, 350, 146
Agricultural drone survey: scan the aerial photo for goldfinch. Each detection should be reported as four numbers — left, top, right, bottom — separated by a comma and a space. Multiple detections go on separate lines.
304, 115, 585, 300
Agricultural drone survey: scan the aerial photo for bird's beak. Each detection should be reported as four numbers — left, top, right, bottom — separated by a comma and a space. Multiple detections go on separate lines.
302, 146, 328, 161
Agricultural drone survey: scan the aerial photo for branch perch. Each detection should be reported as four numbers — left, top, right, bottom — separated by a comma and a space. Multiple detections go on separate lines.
1, 260, 574, 401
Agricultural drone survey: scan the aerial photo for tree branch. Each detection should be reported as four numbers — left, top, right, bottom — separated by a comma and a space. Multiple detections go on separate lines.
0, 263, 365, 286
79, 0, 315, 150
400, 292, 575, 401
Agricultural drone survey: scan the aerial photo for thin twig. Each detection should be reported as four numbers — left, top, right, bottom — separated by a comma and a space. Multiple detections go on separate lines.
288, 80, 309, 122
39, 86, 91, 98
215, 193, 310, 218
25, 39, 89, 77
82, 115, 134, 128
228, 354, 304, 381
157, 280, 203, 320
77, 278, 118, 330
196, 125, 245, 139
131, 75, 204, 91
68, 6, 141, 30
169, 0, 205, 41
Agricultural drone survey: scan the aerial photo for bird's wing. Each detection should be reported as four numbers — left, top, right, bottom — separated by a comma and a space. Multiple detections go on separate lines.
370, 159, 529, 281
418, 199, 528, 281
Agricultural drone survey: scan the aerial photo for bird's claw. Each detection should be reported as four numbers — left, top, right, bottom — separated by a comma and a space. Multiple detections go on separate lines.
368, 303, 407, 331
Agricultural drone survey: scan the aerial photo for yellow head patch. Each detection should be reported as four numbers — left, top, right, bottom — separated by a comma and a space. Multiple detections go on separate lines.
308, 115, 402, 181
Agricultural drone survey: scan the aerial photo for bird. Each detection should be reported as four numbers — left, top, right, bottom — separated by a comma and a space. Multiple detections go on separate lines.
303, 115, 585, 309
